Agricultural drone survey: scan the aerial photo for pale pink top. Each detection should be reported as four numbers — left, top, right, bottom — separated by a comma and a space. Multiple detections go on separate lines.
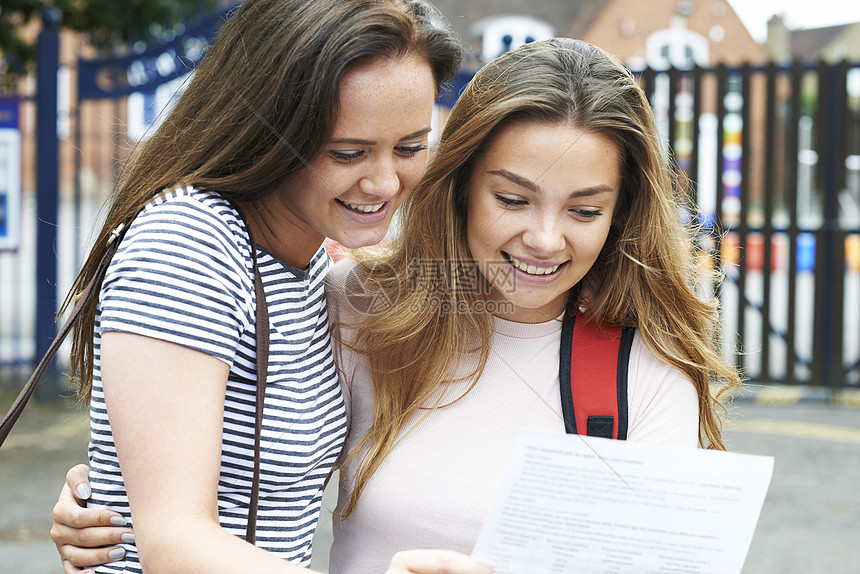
325, 259, 699, 574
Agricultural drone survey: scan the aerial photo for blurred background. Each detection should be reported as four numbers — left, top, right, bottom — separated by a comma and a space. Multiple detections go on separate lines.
1, 0, 859, 572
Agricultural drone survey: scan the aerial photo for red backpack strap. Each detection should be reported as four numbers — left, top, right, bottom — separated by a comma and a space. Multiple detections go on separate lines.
559, 313, 635, 440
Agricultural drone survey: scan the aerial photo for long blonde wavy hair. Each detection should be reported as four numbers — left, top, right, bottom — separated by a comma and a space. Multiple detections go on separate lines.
60, 0, 463, 403
336, 38, 741, 518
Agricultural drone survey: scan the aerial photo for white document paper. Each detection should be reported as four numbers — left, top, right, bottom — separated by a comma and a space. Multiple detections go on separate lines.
471, 430, 774, 574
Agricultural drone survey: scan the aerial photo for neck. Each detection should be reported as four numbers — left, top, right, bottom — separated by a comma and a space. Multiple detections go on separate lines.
235, 199, 324, 269
488, 292, 567, 324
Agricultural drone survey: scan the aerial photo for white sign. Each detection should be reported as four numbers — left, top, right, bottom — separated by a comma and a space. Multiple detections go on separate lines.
0, 125, 21, 251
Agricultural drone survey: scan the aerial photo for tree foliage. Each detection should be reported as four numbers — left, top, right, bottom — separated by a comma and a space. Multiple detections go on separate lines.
0, 0, 221, 83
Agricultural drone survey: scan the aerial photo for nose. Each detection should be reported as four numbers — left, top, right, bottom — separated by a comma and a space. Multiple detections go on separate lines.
359, 156, 400, 198
522, 212, 566, 256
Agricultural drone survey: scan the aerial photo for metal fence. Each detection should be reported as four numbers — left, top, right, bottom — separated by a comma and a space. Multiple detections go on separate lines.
1, 58, 859, 392
636, 61, 860, 389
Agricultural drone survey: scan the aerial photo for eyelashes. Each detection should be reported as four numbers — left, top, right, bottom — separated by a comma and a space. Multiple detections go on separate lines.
495, 194, 527, 207
493, 194, 604, 219
329, 150, 363, 163
328, 144, 428, 164
396, 144, 428, 156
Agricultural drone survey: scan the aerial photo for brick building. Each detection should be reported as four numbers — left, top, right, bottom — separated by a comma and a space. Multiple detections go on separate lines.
431, 0, 767, 66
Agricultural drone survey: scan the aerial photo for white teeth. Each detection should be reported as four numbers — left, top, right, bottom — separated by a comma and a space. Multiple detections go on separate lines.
342, 201, 384, 213
509, 255, 561, 275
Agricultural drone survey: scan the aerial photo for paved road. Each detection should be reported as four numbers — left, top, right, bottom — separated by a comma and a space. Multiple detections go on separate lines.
723, 400, 860, 573
1, 389, 859, 573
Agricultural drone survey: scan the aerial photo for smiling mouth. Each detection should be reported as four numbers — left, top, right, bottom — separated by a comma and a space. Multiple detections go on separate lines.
338, 199, 386, 214
504, 253, 565, 276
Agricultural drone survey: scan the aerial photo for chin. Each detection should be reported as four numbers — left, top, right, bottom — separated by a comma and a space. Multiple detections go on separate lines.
336, 233, 389, 250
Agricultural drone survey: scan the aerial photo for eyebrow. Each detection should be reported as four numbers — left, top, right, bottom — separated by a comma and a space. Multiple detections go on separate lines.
487, 169, 617, 198
329, 127, 432, 146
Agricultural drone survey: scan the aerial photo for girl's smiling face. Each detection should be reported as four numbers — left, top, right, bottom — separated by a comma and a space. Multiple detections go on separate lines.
466, 121, 622, 323
270, 53, 438, 257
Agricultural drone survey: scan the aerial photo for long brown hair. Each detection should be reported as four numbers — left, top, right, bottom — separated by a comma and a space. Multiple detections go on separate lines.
338, 38, 741, 517
62, 0, 463, 402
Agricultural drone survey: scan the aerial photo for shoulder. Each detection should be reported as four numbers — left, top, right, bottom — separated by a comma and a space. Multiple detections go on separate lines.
325, 257, 364, 323
123, 187, 251, 267
99, 188, 254, 361
137, 187, 246, 244
324, 257, 367, 436
107, 186, 254, 303
326, 256, 358, 289
626, 331, 699, 447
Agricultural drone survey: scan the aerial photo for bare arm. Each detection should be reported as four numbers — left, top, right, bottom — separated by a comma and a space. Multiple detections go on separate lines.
55, 333, 494, 574
98, 332, 313, 574
53, 467, 493, 574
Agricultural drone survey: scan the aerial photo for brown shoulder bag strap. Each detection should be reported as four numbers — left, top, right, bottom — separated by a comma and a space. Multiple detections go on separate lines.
0, 223, 127, 446
234, 206, 269, 544
0, 206, 269, 546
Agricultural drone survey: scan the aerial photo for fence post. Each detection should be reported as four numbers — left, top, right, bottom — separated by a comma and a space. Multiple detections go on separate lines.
34, 7, 62, 400
738, 64, 751, 371
816, 61, 844, 389
761, 62, 777, 381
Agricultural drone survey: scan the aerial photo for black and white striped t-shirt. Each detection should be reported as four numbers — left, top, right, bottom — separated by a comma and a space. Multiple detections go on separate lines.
88, 187, 347, 571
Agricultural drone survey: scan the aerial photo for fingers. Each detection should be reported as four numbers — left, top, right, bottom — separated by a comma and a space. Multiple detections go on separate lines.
65, 464, 93, 504
62, 558, 95, 574
53, 484, 130, 528
52, 504, 133, 570
51, 518, 134, 549
387, 550, 495, 574
57, 537, 127, 570
54, 464, 130, 573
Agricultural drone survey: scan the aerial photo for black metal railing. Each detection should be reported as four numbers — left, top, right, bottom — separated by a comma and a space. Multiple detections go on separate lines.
634, 61, 860, 389
1, 59, 859, 391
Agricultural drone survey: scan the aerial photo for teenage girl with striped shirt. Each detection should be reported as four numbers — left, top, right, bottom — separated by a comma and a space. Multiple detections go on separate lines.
47, 1, 489, 573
